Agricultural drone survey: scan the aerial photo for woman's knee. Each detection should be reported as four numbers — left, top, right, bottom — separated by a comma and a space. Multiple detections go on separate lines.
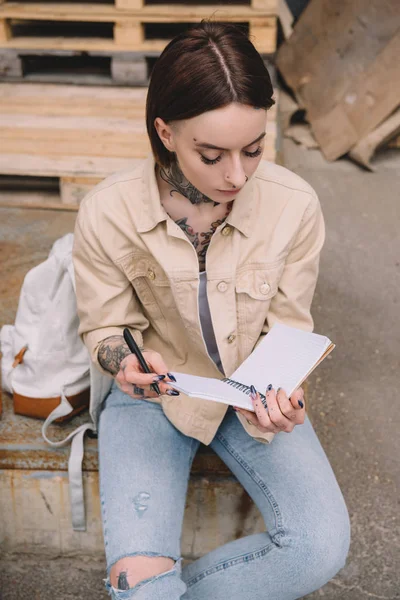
110, 555, 176, 590
290, 500, 351, 581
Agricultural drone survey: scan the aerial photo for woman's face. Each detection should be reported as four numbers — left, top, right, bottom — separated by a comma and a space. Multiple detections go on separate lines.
154, 103, 268, 204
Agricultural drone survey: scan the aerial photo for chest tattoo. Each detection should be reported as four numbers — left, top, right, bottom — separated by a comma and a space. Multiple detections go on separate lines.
175, 202, 233, 270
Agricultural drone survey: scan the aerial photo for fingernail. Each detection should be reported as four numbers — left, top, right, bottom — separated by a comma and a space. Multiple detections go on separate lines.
298, 400, 304, 408
233, 406, 239, 411
167, 372, 177, 382
277, 387, 281, 394
250, 384, 257, 400
153, 374, 166, 382
267, 384, 273, 392
166, 389, 180, 396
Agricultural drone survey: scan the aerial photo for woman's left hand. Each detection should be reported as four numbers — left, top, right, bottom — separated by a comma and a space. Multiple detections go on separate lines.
234, 385, 305, 434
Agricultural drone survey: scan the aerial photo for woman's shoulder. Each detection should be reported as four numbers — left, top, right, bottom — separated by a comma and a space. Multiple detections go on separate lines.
255, 159, 317, 199
79, 161, 144, 214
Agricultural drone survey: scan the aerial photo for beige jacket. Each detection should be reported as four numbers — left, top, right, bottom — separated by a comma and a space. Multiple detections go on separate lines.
73, 152, 325, 445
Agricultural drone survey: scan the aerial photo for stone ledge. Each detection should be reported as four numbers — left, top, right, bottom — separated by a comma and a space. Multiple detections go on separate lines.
0, 391, 231, 475
0, 469, 265, 559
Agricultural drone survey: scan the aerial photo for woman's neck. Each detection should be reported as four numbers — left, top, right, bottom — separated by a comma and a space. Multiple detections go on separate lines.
156, 160, 220, 208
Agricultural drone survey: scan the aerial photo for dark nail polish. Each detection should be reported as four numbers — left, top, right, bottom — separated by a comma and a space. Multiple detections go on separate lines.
153, 374, 166, 382
298, 400, 304, 408
267, 384, 273, 392
166, 389, 180, 396
250, 385, 257, 397
167, 372, 177, 382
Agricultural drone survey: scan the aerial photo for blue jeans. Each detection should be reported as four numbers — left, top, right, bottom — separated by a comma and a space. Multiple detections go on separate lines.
99, 380, 351, 599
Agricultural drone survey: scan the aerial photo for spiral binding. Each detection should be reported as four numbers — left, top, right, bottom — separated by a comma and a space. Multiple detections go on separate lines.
222, 378, 266, 401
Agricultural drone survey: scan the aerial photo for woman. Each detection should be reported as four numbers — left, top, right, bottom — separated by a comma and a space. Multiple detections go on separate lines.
73, 20, 351, 600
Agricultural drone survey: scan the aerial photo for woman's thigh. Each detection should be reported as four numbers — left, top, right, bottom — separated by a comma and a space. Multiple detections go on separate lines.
98, 381, 200, 574
212, 406, 351, 560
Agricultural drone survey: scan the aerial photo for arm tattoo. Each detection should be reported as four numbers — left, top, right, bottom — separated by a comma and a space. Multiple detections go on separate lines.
117, 570, 130, 590
97, 335, 131, 376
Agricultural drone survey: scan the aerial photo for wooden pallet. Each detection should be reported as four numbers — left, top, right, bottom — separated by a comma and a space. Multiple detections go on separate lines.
0, 3, 277, 54
0, 82, 279, 207
0, 48, 275, 87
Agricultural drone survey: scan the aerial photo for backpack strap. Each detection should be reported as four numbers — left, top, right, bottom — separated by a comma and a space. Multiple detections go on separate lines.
42, 387, 96, 531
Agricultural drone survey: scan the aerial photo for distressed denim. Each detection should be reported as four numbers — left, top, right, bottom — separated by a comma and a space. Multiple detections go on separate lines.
99, 380, 350, 599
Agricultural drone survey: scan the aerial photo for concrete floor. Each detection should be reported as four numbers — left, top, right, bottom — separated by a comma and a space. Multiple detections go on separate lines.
1, 140, 399, 599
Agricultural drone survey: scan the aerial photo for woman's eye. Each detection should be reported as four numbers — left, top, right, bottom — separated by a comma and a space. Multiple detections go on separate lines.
200, 146, 262, 166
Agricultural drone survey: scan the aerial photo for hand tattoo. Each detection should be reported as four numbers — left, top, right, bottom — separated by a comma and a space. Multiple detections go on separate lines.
133, 385, 145, 396
98, 335, 131, 376
158, 160, 220, 206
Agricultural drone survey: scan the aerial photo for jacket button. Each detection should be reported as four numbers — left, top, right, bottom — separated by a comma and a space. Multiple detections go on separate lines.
217, 281, 228, 292
147, 268, 156, 280
221, 225, 232, 236
227, 334, 236, 344
260, 283, 270, 295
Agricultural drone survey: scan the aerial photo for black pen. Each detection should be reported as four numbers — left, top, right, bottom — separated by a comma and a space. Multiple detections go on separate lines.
123, 328, 161, 396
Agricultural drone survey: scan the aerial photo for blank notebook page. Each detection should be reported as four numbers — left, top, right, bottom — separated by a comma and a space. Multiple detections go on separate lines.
231, 322, 332, 398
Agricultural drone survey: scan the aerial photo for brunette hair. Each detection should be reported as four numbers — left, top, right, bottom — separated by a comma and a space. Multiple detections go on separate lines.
146, 19, 275, 169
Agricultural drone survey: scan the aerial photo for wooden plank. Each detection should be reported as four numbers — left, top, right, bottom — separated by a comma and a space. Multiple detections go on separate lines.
0, 83, 149, 116
348, 107, 400, 170
0, 6, 277, 53
115, 0, 279, 10
0, 2, 278, 18
276, 0, 400, 160
0, 153, 140, 178
0, 16, 11, 42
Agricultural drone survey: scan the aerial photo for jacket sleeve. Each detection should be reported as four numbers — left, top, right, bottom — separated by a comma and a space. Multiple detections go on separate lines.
72, 199, 150, 378
243, 189, 326, 444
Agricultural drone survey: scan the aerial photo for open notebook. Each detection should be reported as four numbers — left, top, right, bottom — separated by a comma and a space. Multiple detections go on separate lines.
168, 323, 335, 412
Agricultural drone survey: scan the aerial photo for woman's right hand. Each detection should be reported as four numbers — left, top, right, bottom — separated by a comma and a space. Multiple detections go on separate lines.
115, 350, 178, 399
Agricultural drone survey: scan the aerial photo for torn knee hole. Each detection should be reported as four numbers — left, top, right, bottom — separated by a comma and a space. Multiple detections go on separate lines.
110, 555, 176, 590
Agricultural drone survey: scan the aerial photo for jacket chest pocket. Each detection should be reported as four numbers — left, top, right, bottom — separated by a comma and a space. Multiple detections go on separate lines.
235, 263, 284, 338
120, 256, 175, 321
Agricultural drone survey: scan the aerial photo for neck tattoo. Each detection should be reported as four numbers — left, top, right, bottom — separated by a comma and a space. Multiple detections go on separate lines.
158, 159, 220, 207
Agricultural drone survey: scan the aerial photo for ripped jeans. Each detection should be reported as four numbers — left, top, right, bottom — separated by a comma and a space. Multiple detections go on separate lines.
98, 380, 351, 599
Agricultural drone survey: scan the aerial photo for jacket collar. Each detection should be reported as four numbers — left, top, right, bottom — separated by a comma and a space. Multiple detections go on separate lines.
136, 152, 257, 237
